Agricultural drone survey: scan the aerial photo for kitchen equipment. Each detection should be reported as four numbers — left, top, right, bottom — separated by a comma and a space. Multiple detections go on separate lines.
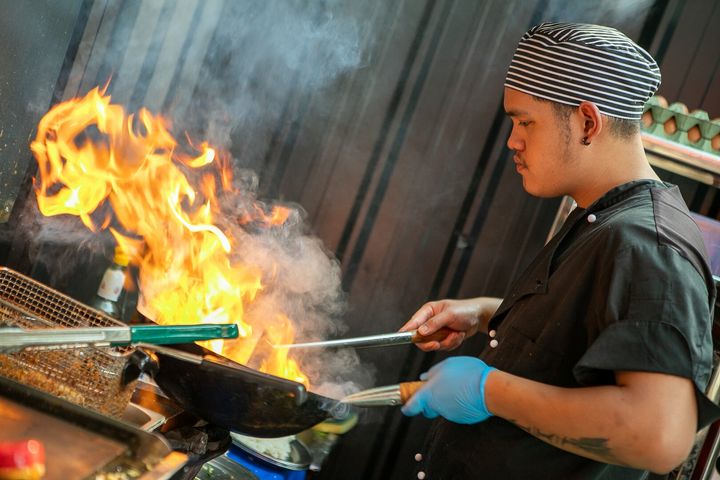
341, 381, 424, 406
0, 267, 136, 417
195, 454, 260, 480
297, 414, 359, 472
142, 343, 352, 437
195, 436, 310, 480
0, 440, 45, 480
272, 328, 452, 349
230, 432, 311, 471
222, 440, 309, 480
0, 375, 188, 480
0, 322, 238, 352
121, 401, 167, 431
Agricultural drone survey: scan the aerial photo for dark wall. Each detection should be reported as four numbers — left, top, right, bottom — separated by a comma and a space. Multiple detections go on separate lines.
0, 1, 718, 479
0, 0, 85, 221
651, 0, 720, 112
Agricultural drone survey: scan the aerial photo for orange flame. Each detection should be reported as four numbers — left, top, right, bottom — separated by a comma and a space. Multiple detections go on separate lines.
30, 87, 308, 387
261, 314, 309, 385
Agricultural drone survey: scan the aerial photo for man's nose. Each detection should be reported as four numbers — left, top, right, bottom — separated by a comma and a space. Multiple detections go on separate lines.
506, 128, 524, 152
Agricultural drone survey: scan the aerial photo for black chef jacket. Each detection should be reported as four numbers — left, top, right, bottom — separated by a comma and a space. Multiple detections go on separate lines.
420, 180, 720, 480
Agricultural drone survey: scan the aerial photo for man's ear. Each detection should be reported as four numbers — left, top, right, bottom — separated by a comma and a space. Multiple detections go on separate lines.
577, 101, 603, 142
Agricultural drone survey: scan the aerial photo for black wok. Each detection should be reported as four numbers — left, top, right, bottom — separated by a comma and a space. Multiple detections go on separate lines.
130, 342, 351, 438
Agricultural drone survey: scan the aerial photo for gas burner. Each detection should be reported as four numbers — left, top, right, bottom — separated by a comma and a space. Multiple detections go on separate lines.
195, 455, 258, 480
197, 434, 312, 480
230, 433, 311, 471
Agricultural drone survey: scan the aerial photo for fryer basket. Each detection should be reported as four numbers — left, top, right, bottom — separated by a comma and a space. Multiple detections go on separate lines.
0, 267, 135, 417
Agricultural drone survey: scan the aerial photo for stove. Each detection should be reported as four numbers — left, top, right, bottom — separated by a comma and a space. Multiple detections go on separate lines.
197, 439, 309, 480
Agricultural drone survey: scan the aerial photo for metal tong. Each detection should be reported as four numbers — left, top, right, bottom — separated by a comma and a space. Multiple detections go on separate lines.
273, 328, 451, 350
341, 381, 425, 407
0, 323, 239, 353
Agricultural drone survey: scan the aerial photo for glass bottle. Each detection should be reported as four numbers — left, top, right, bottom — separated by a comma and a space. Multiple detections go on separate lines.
89, 246, 129, 320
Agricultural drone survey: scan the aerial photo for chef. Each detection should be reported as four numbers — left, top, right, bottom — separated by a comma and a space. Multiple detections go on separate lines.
400, 22, 720, 479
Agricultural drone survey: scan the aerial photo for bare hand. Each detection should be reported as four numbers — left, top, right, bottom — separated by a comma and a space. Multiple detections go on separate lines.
399, 298, 496, 351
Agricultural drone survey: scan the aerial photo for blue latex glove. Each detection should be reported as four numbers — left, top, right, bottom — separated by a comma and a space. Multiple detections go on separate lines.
401, 356, 496, 424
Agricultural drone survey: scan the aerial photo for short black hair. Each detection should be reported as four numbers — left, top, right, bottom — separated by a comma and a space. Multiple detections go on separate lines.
532, 96, 640, 139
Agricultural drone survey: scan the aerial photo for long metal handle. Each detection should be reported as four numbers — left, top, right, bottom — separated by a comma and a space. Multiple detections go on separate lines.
341, 381, 425, 406
134, 343, 205, 365
274, 329, 451, 349
275, 331, 415, 349
0, 326, 130, 352
0, 323, 239, 353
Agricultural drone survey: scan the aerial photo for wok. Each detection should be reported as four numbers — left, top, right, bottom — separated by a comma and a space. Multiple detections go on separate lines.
131, 342, 351, 438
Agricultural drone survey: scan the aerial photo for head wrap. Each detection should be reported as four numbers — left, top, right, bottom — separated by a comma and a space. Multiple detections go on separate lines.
504, 22, 661, 120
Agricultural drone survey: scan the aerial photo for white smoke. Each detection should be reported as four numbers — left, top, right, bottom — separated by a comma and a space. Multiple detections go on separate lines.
172, 0, 367, 154
216, 169, 373, 394
543, 0, 655, 27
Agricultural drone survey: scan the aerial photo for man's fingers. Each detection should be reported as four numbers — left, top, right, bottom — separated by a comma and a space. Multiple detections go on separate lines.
417, 310, 454, 335
415, 340, 441, 352
415, 331, 463, 352
401, 301, 468, 351
439, 331, 465, 351
399, 304, 436, 333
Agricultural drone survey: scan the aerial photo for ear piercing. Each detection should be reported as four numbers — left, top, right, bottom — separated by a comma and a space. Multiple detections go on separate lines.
580, 136, 591, 146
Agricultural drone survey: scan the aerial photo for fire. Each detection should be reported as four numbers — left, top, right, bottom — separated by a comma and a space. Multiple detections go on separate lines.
30, 87, 308, 387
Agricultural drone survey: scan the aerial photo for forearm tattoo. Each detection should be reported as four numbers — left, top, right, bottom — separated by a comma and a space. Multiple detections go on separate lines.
507, 418, 625, 465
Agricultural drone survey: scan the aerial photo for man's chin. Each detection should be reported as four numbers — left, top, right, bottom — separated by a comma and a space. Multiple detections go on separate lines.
521, 182, 557, 199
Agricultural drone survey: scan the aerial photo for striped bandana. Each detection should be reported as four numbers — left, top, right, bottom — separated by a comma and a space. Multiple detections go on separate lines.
504, 22, 661, 120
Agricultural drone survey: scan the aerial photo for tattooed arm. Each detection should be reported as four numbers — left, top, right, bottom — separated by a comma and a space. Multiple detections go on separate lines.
485, 370, 697, 474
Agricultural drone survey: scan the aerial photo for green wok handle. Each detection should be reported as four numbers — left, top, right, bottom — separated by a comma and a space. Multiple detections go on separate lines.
122, 323, 239, 345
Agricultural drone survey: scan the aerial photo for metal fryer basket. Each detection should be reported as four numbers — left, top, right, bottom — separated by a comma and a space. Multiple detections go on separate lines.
0, 267, 135, 417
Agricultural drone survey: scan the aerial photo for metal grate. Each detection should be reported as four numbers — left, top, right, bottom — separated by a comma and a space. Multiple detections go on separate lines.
0, 267, 135, 417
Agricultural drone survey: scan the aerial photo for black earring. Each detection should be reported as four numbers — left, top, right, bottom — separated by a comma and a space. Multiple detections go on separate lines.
581, 136, 591, 146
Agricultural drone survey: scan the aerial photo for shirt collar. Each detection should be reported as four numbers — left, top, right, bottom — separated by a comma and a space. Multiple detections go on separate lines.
585, 179, 667, 213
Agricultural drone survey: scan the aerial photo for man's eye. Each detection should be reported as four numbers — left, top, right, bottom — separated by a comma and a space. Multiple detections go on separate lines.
518, 120, 531, 127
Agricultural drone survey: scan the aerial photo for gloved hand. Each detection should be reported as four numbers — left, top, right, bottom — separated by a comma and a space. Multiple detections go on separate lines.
401, 356, 496, 424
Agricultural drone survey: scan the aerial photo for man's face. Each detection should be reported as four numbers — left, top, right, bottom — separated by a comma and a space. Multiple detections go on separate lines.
503, 88, 579, 198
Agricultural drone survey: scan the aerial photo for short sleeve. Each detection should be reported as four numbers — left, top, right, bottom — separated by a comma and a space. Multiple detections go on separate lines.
572, 243, 718, 427
574, 321, 696, 383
